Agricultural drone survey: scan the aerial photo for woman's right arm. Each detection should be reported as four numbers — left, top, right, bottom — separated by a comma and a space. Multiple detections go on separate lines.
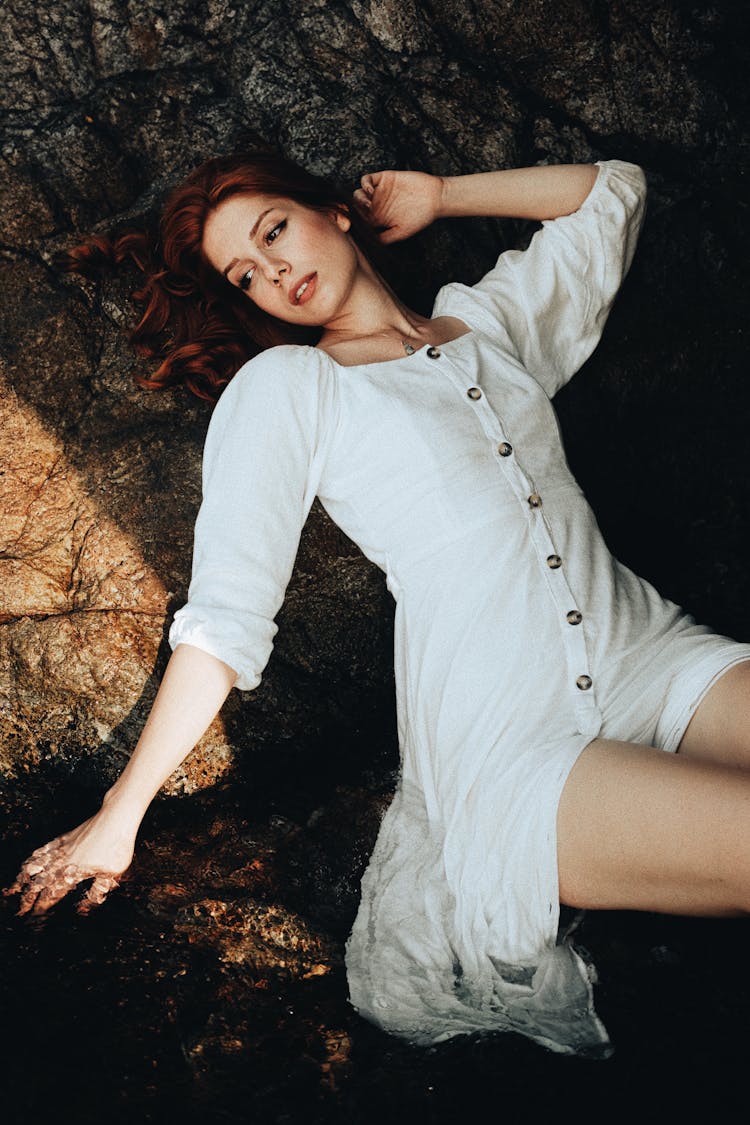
6, 344, 338, 917
4, 643, 238, 916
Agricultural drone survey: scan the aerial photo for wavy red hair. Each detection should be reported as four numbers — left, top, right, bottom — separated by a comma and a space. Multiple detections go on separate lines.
57, 150, 391, 402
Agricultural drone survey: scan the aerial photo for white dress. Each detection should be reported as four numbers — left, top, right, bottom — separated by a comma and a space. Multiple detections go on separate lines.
169, 160, 750, 1055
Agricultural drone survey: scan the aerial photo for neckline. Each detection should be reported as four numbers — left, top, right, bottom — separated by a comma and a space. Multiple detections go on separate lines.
313, 323, 477, 370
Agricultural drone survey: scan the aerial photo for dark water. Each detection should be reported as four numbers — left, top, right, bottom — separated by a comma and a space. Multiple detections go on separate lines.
2, 774, 748, 1124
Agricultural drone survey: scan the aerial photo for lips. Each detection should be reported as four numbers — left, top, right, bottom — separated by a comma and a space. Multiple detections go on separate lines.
290, 272, 317, 306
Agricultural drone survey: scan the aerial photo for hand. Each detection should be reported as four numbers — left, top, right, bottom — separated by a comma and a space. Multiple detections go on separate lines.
3, 808, 136, 918
353, 170, 445, 244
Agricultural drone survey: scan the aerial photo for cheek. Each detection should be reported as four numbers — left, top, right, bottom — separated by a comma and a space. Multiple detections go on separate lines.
307, 215, 349, 255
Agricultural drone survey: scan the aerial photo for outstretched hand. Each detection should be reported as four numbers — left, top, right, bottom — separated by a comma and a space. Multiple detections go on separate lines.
3, 811, 135, 918
352, 169, 445, 244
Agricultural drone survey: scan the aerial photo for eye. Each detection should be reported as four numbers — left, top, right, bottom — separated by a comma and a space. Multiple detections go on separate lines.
237, 267, 255, 292
265, 219, 286, 244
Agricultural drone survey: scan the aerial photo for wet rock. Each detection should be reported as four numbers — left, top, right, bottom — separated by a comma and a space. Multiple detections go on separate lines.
174, 896, 340, 978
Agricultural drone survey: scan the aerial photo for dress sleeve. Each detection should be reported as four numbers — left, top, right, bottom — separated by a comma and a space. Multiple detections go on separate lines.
168, 344, 339, 691
433, 159, 648, 397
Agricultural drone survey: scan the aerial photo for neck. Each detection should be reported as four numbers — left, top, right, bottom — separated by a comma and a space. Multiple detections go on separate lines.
319, 251, 430, 344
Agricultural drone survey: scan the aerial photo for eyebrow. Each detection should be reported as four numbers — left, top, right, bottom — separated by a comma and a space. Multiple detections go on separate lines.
221, 207, 274, 279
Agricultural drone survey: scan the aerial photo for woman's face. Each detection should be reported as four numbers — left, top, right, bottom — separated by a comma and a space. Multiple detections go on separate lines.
201, 192, 358, 326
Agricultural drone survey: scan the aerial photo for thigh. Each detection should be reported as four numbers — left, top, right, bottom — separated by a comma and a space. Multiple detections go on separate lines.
556, 737, 750, 916
676, 660, 750, 767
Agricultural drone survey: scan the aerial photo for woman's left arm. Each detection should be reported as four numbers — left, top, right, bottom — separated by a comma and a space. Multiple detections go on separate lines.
355, 163, 598, 243
438, 163, 599, 222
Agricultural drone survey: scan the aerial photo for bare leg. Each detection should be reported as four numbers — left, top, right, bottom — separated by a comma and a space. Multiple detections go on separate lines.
676, 660, 750, 768
557, 658, 750, 915
556, 737, 750, 916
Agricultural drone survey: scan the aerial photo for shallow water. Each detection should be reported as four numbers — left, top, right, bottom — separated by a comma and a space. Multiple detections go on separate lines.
2, 773, 748, 1123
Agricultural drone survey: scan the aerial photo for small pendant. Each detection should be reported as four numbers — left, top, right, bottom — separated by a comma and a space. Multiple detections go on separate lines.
403, 341, 416, 355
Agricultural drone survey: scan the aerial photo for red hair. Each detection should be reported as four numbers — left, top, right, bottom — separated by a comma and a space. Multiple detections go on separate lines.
58, 150, 391, 402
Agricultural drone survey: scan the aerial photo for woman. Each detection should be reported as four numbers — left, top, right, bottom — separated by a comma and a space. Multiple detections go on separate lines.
5, 150, 750, 1056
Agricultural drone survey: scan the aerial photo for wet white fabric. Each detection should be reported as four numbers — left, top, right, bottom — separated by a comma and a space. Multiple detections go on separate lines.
169, 160, 747, 1055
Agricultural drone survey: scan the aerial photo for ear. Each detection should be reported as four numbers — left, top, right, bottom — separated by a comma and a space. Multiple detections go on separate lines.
331, 205, 351, 232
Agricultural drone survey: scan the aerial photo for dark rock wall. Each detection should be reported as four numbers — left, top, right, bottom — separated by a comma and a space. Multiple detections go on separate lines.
1, 0, 748, 797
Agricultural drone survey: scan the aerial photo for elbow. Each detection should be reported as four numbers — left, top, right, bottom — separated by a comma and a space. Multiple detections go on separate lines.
592, 159, 648, 222
578, 163, 601, 211
626, 162, 649, 223
628, 162, 648, 199
619, 160, 648, 202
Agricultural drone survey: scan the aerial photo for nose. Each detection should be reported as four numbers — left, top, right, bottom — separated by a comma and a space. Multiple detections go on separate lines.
269, 262, 289, 287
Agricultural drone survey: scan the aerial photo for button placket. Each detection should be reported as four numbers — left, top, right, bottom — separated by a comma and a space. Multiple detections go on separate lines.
440, 354, 600, 722
443, 366, 520, 481
438, 354, 543, 520
529, 507, 600, 722
563, 610, 597, 713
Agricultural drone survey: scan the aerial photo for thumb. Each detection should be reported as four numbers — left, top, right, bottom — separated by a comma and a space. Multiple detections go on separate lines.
76, 872, 120, 915
377, 224, 405, 245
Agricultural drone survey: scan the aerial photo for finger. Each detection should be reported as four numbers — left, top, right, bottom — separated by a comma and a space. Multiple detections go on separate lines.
76, 873, 120, 915
360, 173, 378, 195
15, 839, 64, 876
29, 881, 76, 916
28, 838, 63, 859
24, 865, 83, 915
9, 869, 47, 913
5, 839, 76, 911
377, 225, 404, 245
11, 856, 65, 897
16, 881, 50, 916
11, 857, 51, 888
352, 188, 371, 211
17, 862, 87, 917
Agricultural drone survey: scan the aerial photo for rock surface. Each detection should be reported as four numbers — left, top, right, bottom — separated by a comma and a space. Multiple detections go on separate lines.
3, 777, 750, 1123
1, 1, 748, 1120
2, 0, 748, 798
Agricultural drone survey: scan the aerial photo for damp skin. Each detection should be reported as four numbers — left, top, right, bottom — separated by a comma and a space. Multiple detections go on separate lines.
4, 835, 122, 917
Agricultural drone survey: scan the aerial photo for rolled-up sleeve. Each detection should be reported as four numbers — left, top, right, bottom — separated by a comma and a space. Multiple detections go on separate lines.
435, 159, 648, 397
168, 344, 338, 691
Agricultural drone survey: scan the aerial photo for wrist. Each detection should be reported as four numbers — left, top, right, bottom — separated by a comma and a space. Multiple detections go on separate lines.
101, 778, 151, 829
435, 174, 453, 220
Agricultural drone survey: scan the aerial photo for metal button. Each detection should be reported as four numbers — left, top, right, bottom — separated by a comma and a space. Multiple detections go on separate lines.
467, 386, 482, 400
528, 493, 542, 508
426, 346, 441, 359
497, 442, 513, 457
546, 554, 562, 568
576, 675, 593, 691
566, 610, 583, 625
